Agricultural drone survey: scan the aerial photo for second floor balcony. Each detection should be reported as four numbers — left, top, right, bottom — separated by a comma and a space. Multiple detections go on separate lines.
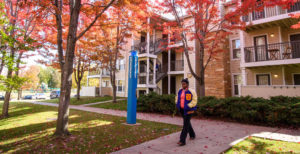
242, 1, 300, 25
88, 70, 110, 77
170, 60, 184, 72
244, 41, 300, 65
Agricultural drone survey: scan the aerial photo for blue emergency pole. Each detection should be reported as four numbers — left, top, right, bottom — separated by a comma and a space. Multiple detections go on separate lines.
127, 50, 138, 124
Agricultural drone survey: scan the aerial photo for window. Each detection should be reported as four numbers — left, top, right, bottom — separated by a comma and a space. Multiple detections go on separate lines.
117, 59, 125, 71
293, 74, 300, 85
119, 59, 125, 70
232, 39, 241, 59
117, 80, 124, 92
256, 74, 270, 85
102, 80, 109, 87
233, 75, 241, 96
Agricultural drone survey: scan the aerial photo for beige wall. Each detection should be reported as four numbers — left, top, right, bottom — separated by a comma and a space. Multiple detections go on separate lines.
281, 27, 300, 42
241, 85, 300, 98
176, 75, 184, 93
244, 27, 280, 47
246, 64, 300, 86
284, 65, 300, 85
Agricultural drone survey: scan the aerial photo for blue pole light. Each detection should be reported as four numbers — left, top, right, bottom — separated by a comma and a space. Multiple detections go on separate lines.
127, 50, 138, 124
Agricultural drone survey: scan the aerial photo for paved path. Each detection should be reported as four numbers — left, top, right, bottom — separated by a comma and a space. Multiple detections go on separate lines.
79, 99, 126, 106
28, 101, 300, 154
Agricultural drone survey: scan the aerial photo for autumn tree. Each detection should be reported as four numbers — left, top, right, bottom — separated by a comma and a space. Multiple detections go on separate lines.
20, 65, 40, 93
98, 2, 147, 103
158, 0, 282, 97
0, 0, 39, 117
30, 0, 122, 136
73, 39, 92, 100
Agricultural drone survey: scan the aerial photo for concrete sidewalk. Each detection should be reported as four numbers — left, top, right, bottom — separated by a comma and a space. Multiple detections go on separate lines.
79, 99, 126, 106
28, 101, 300, 154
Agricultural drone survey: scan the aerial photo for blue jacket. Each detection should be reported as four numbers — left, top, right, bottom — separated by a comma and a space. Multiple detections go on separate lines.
175, 88, 198, 115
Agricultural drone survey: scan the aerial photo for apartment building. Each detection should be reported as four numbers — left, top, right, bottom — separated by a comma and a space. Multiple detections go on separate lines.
84, 1, 300, 98
84, 15, 231, 98
229, 1, 300, 98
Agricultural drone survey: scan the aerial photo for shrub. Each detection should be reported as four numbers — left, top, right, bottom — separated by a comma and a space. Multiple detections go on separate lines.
137, 92, 177, 115
198, 96, 300, 127
138, 92, 300, 127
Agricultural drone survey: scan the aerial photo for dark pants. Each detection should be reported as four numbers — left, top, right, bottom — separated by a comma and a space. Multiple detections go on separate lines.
180, 108, 195, 144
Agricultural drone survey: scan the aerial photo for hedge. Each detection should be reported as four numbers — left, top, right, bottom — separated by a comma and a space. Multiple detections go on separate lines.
137, 92, 300, 127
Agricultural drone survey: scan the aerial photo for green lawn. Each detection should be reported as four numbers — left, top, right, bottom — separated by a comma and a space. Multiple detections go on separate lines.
225, 136, 300, 154
0, 102, 180, 153
91, 100, 128, 110
40, 96, 123, 105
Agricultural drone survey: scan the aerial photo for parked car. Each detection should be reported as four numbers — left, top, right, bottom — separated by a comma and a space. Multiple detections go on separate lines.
0, 95, 4, 100
24, 95, 33, 100
33, 93, 47, 100
50, 90, 60, 99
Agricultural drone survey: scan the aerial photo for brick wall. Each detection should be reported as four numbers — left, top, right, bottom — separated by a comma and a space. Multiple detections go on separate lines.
203, 43, 232, 98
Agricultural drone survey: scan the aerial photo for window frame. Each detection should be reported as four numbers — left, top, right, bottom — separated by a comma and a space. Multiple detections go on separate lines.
117, 80, 125, 93
256, 73, 271, 86
232, 74, 241, 96
230, 38, 241, 60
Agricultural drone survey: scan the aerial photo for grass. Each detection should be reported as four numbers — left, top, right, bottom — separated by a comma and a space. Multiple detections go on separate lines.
91, 100, 128, 110
90, 100, 148, 112
225, 136, 300, 154
40, 96, 122, 105
0, 102, 180, 153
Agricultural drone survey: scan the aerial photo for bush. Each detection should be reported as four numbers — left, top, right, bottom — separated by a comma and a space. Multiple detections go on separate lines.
137, 92, 177, 115
138, 93, 300, 127
198, 96, 300, 127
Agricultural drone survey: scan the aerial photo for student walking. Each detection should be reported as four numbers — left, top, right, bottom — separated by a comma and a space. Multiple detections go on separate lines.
175, 78, 197, 146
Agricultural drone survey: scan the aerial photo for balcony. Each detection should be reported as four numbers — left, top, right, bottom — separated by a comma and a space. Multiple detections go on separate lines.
149, 38, 168, 54
170, 60, 184, 72
244, 41, 300, 66
241, 85, 300, 98
242, 1, 300, 26
138, 75, 146, 84
88, 70, 110, 77
89, 70, 100, 76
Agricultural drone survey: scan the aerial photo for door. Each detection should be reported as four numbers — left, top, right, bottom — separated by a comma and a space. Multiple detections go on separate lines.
170, 50, 176, 71
162, 77, 168, 94
232, 75, 241, 96
170, 76, 176, 94
162, 52, 168, 71
294, 74, 300, 85
254, 35, 268, 61
290, 34, 300, 58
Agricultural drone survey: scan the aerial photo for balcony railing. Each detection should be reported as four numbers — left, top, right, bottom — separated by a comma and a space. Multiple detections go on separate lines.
170, 60, 184, 71
242, 1, 300, 22
102, 71, 110, 76
88, 70, 110, 76
244, 41, 300, 63
138, 75, 146, 84
89, 70, 100, 76
132, 41, 147, 54
150, 38, 168, 54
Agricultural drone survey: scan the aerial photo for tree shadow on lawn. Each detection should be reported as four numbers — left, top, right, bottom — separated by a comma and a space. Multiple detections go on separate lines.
0, 103, 179, 153
229, 137, 295, 154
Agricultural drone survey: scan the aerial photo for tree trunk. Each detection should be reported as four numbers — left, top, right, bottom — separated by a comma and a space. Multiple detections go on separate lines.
18, 90, 22, 100
54, 0, 81, 136
2, 91, 11, 118
76, 81, 81, 100
112, 82, 117, 103
2, 69, 12, 118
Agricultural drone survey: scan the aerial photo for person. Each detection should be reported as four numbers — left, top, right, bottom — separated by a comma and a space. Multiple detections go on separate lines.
175, 78, 197, 146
